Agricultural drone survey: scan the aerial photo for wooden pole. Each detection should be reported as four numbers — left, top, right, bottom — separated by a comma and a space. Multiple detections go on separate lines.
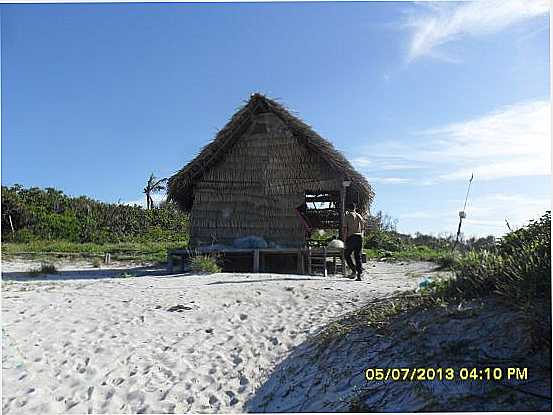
339, 183, 346, 241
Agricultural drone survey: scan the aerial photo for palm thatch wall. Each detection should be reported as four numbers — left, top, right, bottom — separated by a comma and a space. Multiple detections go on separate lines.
168, 94, 374, 247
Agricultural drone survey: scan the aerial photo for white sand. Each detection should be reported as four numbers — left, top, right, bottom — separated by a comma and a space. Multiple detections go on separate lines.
2, 259, 439, 413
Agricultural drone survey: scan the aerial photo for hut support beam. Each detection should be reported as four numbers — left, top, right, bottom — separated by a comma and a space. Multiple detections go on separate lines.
253, 249, 260, 273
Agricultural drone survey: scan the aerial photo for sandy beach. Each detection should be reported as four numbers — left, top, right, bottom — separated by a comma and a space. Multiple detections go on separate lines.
2, 259, 437, 413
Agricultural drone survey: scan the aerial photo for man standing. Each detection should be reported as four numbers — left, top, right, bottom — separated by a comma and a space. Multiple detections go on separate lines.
344, 205, 366, 281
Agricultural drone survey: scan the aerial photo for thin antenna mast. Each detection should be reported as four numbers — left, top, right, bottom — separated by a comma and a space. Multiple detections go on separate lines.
452, 173, 474, 252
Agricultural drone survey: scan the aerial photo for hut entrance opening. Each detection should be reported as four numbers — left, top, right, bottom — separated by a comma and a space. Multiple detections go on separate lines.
296, 191, 341, 242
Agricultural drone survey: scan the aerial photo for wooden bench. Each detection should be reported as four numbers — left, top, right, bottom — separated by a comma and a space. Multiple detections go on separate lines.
167, 248, 309, 274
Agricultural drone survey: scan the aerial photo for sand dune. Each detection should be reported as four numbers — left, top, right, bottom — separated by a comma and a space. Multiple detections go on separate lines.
2, 260, 436, 413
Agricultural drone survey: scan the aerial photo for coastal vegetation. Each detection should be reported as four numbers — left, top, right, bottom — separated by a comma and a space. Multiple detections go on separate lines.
317, 209, 551, 353
1, 185, 188, 262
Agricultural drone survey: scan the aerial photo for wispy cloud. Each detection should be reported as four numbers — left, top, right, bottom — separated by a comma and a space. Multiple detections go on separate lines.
405, 0, 549, 62
428, 100, 551, 181
356, 99, 551, 184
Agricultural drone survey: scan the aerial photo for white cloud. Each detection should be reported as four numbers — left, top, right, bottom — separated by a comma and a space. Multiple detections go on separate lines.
356, 99, 551, 184
405, 0, 549, 62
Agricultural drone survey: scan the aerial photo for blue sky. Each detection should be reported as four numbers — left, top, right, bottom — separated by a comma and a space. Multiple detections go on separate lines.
1, 1, 550, 237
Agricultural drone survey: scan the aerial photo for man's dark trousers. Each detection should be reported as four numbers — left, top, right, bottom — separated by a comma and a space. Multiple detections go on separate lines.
345, 234, 363, 276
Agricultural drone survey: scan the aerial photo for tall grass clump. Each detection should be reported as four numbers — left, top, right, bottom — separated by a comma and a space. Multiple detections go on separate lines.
190, 255, 222, 274
28, 263, 58, 276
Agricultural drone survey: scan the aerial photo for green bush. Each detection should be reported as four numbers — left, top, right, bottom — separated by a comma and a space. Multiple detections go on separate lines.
13, 228, 37, 243
364, 229, 405, 252
190, 255, 222, 273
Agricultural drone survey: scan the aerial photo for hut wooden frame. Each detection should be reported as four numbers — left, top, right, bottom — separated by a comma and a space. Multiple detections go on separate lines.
168, 93, 374, 249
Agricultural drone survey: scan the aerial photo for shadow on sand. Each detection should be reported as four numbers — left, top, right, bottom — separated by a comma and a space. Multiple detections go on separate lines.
244, 298, 553, 413
206, 277, 332, 285
1, 264, 175, 282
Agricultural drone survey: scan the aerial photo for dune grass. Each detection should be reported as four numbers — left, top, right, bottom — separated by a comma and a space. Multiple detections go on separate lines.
190, 254, 222, 273
364, 246, 457, 267
28, 263, 58, 276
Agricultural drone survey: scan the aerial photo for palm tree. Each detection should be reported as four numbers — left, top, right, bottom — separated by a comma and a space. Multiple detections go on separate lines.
143, 174, 167, 209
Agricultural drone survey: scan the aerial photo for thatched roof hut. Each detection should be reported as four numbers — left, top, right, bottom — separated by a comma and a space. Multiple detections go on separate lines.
168, 93, 374, 248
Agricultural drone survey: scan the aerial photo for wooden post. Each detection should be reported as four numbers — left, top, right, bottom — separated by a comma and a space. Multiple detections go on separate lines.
341, 249, 347, 277
307, 247, 312, 275
167, 253, 174, 273
253, 249, 260, 273
180, 253, 186, 273
323, 247, 328, 278
296, 249, 304, 275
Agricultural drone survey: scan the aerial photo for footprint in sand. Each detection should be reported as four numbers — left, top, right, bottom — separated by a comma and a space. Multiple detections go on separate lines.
15, 398, 28, 408
65, 399, 79, 410
225, 391, 239, 406
113, 377, 125, 386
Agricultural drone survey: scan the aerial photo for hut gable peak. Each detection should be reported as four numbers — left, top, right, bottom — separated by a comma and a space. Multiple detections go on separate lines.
168, 93, 374, 211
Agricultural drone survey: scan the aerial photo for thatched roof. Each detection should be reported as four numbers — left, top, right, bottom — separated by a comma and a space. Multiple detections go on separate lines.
168, 93, 374, 211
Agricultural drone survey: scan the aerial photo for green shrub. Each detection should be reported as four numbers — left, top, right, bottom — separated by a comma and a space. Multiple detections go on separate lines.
364, 229, 404, 252
190, 255, 222, 273
435, 251, 459, 270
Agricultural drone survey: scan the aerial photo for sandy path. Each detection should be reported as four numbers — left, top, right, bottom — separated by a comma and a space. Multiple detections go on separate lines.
2, 260, 436, 413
